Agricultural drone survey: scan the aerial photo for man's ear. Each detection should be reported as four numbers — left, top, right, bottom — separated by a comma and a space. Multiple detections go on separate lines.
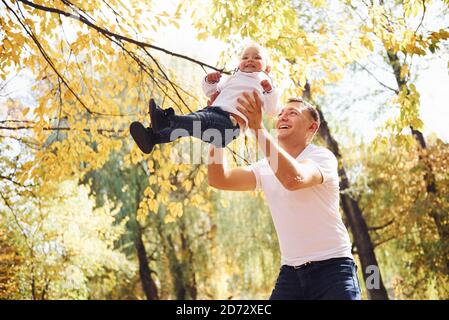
309, 122, 318, 132
265, 65, 271, 73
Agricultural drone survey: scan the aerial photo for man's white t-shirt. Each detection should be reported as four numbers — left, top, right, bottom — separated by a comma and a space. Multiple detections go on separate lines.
250, 143, 353, 266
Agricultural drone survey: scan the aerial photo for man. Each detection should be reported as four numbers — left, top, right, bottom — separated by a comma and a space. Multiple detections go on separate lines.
208, 91, 361, 300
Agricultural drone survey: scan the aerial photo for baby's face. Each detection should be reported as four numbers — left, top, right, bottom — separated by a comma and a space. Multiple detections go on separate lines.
239, 46, 267, 73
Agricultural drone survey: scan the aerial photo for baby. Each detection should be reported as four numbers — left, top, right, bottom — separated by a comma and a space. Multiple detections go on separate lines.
130, 43, 280, 154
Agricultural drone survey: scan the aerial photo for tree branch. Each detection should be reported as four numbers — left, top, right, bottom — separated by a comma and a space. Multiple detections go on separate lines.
373, 236, 396, 248
0, 124, 125, 134
7, 1, 94, 115
0, 134, 40, 148
415, 0, 427, 34
4, 0, 139, 117
142, 47, 192, 112
368, 219, 395, 231
355, 61, 399, 94
98, 31, 187, 114
0, 191, 34, 252
16, 0, 229, 74
0, 174, 34, 188
62, 0, 199, 111
0, 119, 38, 124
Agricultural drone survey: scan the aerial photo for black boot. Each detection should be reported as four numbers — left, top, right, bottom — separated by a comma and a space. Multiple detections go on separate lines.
129, 121, 156, 154
149, 98, 174, 133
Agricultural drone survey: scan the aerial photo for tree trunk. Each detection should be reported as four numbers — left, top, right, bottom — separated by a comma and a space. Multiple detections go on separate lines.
134, 223, 159, 300
303, 83, 390, 300
159, 230, 187, 299
410, 128, 449, 246
179, 218, 198, 299
158, 219, 198, 300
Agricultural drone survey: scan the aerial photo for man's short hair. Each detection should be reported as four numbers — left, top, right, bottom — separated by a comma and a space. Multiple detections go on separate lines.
286, 97, 320, 128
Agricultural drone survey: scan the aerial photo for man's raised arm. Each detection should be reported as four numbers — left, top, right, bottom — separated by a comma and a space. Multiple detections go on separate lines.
207, 146, 257, 191
237, 91, 323, 191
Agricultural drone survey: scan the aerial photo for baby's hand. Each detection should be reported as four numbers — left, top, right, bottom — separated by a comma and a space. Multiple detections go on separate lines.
207, 91, 220, 106
261, 80, 272, 92
206, 72, 221, 84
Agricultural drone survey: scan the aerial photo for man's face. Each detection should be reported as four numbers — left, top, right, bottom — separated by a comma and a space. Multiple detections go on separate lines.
276, 102, 317, 142
239, 46, 266, 73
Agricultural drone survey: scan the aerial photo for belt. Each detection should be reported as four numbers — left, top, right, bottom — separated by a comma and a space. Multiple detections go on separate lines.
286, 257, 352, 270
293, 261, 314, 270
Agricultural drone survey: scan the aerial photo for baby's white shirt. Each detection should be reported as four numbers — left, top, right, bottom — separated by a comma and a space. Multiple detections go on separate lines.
202, 71, 280, 127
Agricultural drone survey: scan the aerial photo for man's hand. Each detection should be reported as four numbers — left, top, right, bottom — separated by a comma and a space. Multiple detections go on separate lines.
207, 91, 220, 106
261, 80, 272, 93
206, 71, 221, 84
237, 91, 264, 131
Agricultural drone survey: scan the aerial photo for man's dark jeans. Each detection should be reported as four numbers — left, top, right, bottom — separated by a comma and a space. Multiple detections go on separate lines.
270, 257, 362, 300
153, 107, 240, 148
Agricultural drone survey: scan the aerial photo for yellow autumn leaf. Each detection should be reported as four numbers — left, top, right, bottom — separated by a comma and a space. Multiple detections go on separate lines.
400, 65, 409, 79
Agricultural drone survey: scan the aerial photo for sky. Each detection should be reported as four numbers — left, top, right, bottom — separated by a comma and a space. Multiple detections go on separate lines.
415, 58, 449, 142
